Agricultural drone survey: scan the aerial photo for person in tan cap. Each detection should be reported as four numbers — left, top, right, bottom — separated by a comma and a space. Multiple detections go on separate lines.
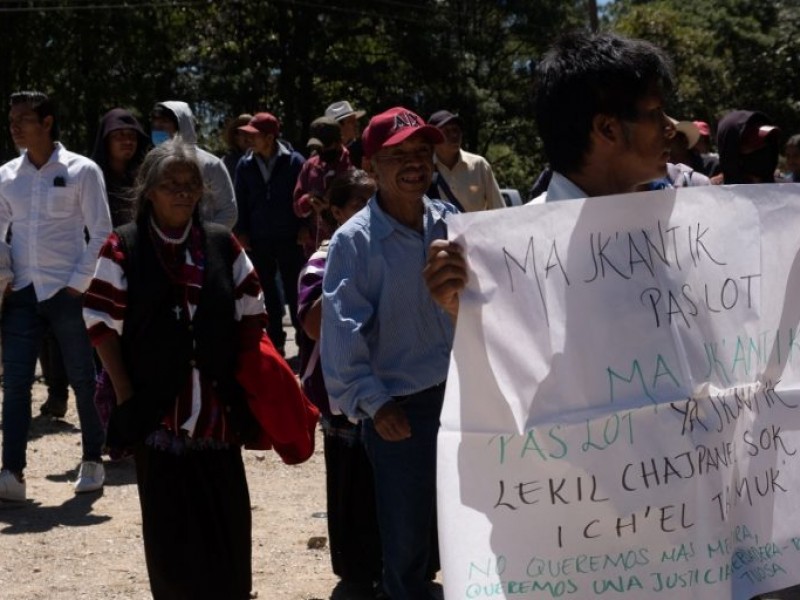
325, 100, 367, 168
691, 120, 721, 177
666, 118, 709, 182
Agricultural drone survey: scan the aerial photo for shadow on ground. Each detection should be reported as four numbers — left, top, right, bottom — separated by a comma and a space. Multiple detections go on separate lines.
27, 413, 79, 443
0, 491, 109, 534
305, 580, 444, 600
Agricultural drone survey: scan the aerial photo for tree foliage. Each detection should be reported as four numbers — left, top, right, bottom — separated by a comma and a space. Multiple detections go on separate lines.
608, 0, 800, 138
1, 0, 798, 192
0, 0, 587, 191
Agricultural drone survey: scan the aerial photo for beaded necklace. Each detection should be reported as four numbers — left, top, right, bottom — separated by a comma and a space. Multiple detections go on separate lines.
149, 217, 192, 321
149, 216, 192, 245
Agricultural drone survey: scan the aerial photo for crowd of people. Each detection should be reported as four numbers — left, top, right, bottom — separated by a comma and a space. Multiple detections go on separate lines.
0, 28, 798, 600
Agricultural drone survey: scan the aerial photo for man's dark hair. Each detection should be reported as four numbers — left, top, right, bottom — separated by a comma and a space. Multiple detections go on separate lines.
534, 31, 674, 174
10, 90, 60, 140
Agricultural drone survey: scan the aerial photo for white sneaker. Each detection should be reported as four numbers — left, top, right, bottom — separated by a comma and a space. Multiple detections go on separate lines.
0, 469, 26, 502
74, 461, 105, 494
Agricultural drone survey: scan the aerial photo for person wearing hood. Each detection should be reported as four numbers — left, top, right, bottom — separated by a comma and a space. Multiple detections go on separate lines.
714, 110, 781, 185
150, 101, 237, 229
91, 108, 150, 227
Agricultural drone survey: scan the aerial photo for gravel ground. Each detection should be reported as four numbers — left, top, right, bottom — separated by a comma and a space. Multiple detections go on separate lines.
0, 317, 446, 600
0, 382, 346, 600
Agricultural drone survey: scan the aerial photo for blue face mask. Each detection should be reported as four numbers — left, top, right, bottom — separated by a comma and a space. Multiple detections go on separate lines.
151, 130, 171, 146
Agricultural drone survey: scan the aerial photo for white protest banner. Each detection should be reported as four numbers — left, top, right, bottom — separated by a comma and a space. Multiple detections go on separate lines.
438, 184, 800, 600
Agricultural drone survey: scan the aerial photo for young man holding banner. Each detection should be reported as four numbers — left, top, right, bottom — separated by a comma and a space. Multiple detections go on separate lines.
425, 31, 679, 316
424, 34, 800, 599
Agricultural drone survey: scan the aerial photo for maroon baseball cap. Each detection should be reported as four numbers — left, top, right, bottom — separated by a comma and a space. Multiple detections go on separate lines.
238, 112, 280, 136
362, 107, 444, 160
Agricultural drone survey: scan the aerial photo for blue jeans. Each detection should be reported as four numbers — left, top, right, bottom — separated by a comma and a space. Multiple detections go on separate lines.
363, 383, 445, 600
2, 285, 103, 473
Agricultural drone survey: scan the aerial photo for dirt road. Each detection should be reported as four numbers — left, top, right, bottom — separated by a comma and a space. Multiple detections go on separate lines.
0, 383, 346, 600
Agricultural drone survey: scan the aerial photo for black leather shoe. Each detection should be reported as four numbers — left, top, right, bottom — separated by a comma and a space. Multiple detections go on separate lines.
40, 398, 67, 418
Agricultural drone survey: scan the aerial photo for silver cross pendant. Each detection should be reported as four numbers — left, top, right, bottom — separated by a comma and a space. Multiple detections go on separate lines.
173, 305, 182, 321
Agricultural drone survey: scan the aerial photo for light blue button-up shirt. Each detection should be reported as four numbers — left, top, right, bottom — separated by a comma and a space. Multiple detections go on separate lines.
321, 194, 457, 420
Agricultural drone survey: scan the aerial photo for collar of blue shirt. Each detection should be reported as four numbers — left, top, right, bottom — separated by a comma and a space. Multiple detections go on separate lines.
369, 193, 452, 241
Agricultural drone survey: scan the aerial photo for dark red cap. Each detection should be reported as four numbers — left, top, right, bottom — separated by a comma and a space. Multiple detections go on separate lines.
238, 112, 280, 136
362, 107, 444, 160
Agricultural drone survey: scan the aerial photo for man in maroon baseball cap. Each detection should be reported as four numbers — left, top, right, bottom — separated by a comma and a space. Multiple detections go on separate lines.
320, 106, 453, 599
362, 106, 443, 161
237, 112, 280, 137
233, 111, 306, 355
359, 106, 445, 230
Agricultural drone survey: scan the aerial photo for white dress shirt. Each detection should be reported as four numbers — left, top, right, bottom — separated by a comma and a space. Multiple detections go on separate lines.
0, 143, 112, 300
527, 171, 588, 205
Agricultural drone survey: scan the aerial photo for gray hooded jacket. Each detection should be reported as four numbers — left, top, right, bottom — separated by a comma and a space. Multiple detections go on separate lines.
156, 101, 237, 228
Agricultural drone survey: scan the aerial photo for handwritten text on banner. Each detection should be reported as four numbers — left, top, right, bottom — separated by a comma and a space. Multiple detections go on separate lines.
437, 184, 800, 600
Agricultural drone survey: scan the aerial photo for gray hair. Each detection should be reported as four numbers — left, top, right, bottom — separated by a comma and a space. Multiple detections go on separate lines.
132, 136, 205, 223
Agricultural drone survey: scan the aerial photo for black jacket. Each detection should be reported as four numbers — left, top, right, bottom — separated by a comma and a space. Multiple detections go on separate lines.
717, 110, 777, 184
91, 109, 150, 227
115, 221, 258, 442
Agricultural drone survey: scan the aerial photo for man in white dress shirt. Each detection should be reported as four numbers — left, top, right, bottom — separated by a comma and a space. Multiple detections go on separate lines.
0, 91, 112, 501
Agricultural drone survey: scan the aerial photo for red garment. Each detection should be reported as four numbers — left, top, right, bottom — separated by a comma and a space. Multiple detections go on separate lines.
236, 332, 319, 464
86, 225, 267, 446
293, 147, 353, 256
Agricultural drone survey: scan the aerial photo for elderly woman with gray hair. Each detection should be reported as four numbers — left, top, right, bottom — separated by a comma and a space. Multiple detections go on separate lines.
83, 137, 266, 599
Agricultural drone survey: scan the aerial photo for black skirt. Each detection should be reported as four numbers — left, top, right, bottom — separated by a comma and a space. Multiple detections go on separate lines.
134, 441, 252, 600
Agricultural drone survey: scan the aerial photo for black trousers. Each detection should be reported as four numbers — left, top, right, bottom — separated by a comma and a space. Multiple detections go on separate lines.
134, 443, 252, 600
323, 420, 383, 583
40, 325, 69, 403
248, 238, 304, 351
